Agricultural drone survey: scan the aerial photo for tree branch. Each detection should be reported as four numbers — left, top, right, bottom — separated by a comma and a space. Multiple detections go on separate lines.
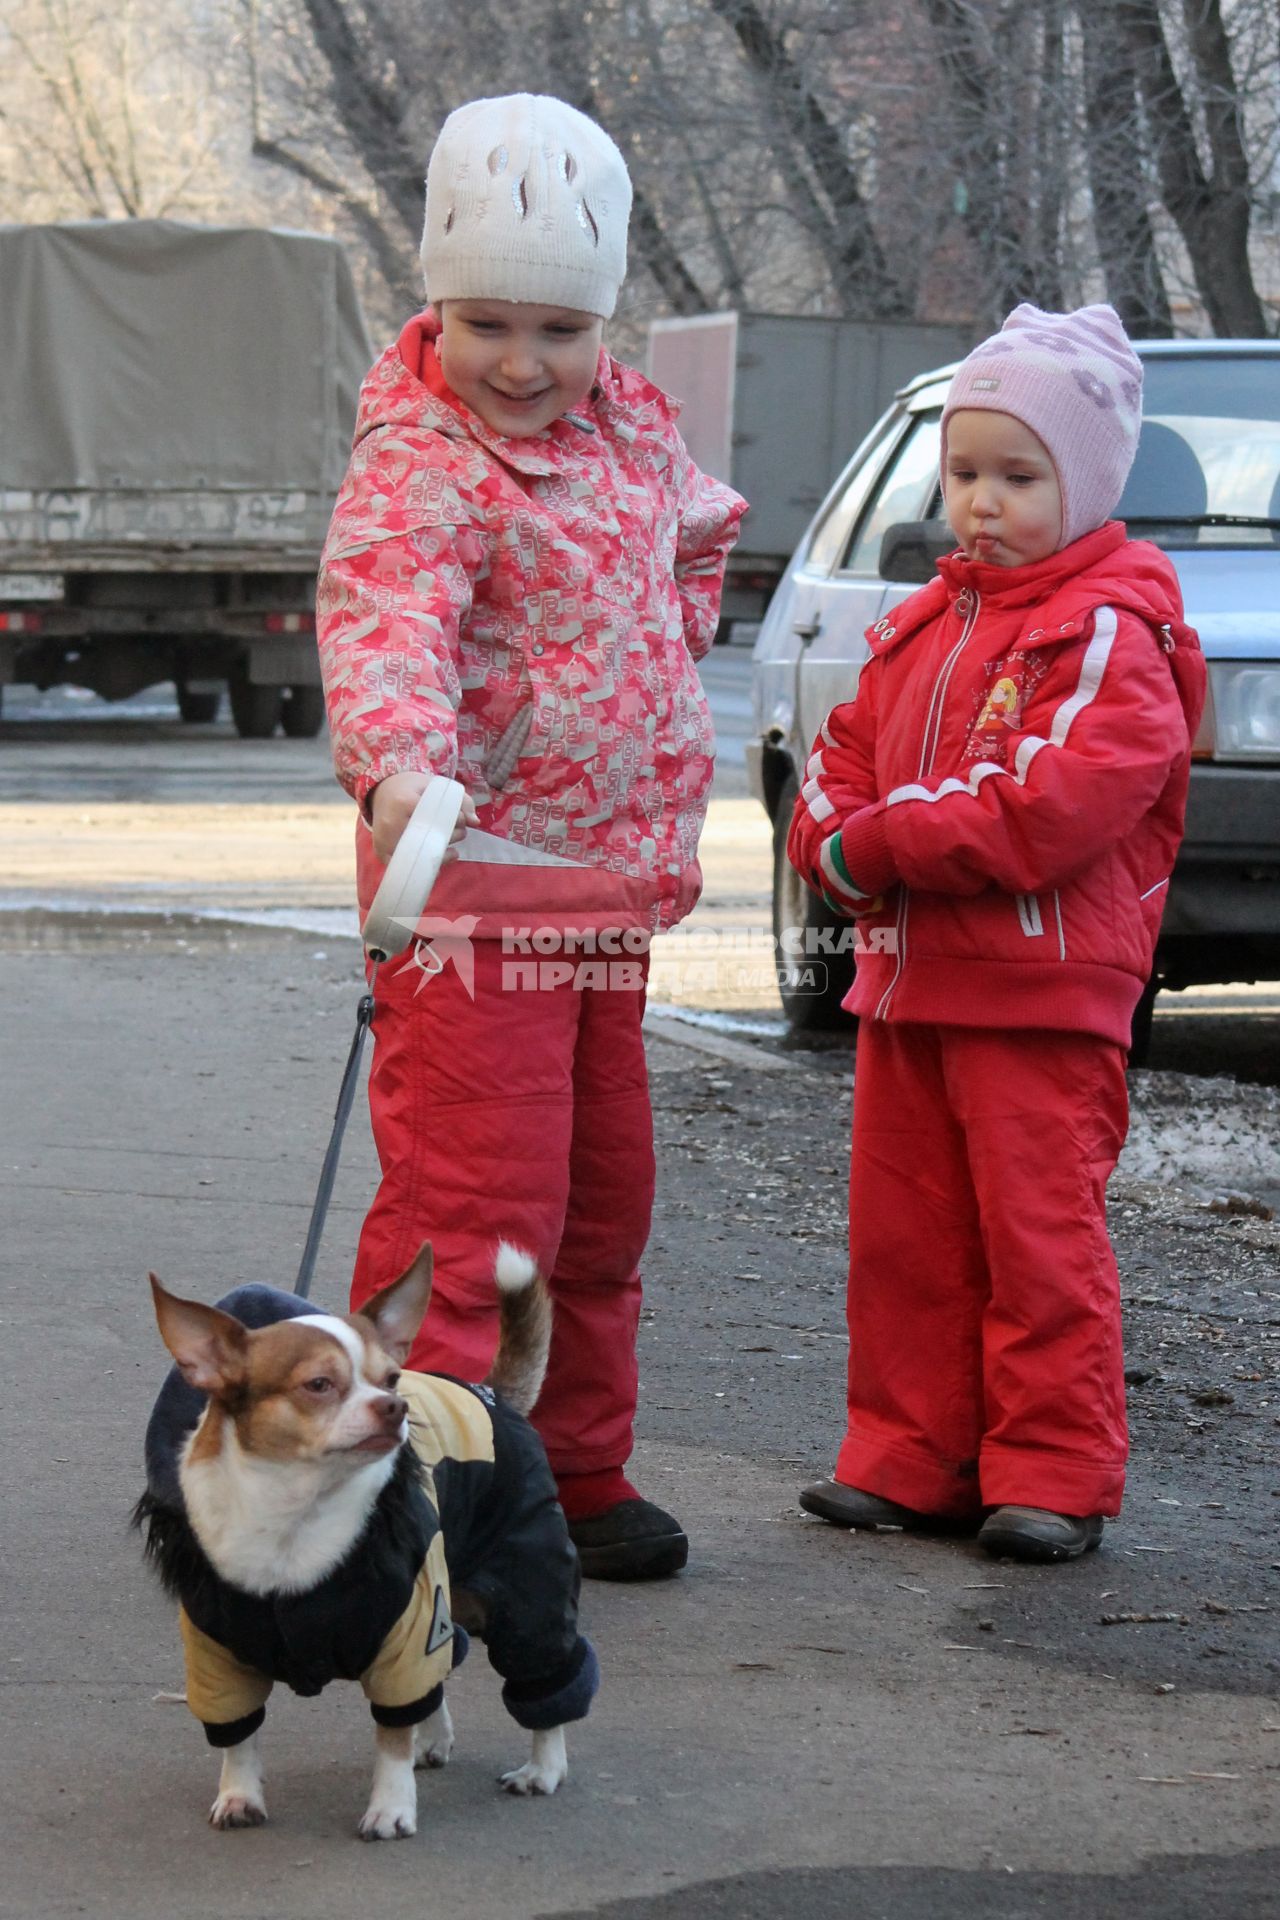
706, 0, 908, 316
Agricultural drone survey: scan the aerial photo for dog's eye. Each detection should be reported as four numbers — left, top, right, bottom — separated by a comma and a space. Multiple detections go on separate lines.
302, 1376, 335, 1396
383, 1370, 400, 1390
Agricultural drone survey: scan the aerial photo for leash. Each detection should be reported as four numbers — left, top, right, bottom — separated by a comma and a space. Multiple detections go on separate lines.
293, 959, 380, 1299
290, 775, 466, 1300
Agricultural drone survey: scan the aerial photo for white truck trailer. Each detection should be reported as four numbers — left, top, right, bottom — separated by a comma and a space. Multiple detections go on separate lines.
0, 220, 372, 735
646, 310, 971, 631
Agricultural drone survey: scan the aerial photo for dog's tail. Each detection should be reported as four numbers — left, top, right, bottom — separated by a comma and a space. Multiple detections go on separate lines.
484, 1243, 552, 1416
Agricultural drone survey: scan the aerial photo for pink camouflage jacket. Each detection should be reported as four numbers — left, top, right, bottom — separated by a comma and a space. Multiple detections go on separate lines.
317, 311, 746, 938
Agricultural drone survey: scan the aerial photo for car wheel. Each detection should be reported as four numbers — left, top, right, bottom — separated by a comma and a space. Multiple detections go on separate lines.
175, 682, 221, 725
1128, 972, 1158, 1067
771, 770, 856, 1032
229, 671, 282, 740
281, 685, 326, 739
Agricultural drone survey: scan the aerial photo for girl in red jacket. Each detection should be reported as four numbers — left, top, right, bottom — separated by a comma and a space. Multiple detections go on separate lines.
317, 94, 744, 1581
788, 303, 1205, 1561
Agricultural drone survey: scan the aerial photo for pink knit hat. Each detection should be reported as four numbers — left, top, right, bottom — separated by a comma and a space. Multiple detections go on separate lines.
941, 303, 1143, 548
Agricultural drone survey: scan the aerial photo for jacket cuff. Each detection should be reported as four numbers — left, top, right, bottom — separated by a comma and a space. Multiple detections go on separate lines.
370, 1683, 444, 1730
501, 1636, 599, 1731
203, 1705, 266, 1749
838, 804, 898, 897
355, 770, 391, 823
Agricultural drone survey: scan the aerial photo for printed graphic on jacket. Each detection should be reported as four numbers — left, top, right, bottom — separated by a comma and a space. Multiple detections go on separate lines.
965, 652, 1050, 765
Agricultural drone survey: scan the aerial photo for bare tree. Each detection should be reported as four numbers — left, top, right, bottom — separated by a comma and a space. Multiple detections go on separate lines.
703, 0, 910, 317
233, 0, 1280, 338
1116, 0, 1269, 334
1078, 0, 1174, 333
0, 0, 236, 221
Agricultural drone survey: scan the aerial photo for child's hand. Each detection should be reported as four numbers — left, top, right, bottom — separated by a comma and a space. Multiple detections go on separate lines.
369, 774, 479, 865
370, 772, 431, 864
442, 794, 481, 863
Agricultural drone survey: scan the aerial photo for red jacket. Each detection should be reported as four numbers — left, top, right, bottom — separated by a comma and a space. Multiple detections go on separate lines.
787, 524, 1206, 1045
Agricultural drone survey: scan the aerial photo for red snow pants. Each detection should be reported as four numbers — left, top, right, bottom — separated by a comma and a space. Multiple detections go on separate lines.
350, 938, 654, 1478
834, 1020, 1130, 1518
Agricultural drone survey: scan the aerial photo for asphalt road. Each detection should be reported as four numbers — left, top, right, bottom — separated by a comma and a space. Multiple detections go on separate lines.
1, 660, 1278, 1917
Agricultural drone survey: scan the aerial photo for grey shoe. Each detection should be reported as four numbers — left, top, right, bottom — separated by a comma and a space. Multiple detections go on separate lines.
799, 1480, 949, 1532
978, 1505, 1104, 1562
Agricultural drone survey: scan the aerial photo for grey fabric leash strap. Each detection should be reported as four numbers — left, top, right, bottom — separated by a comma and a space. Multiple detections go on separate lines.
294, 959, 380, 1300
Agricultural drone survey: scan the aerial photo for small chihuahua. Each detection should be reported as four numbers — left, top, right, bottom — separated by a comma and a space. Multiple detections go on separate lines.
136, 1245, 598, 1840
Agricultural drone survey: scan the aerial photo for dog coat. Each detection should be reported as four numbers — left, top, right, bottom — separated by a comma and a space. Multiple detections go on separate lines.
137, 1285, 599, 1749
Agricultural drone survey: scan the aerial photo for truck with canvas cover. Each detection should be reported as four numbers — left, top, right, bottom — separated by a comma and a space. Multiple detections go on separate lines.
0, 220, 372, 736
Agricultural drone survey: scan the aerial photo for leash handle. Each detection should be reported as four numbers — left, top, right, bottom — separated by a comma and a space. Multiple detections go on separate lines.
294, 962, 380, 1299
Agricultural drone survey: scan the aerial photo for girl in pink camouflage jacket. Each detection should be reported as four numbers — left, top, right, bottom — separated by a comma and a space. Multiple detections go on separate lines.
316, 93, 745, 1581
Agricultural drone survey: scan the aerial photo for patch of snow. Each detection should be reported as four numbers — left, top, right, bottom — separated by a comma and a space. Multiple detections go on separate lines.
644, 1004, 788, 1040
1122, 1070, 1280, 1199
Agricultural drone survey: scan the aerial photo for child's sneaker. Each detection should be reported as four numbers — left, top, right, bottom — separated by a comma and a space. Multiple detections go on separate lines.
978, 1506, 1103, 1562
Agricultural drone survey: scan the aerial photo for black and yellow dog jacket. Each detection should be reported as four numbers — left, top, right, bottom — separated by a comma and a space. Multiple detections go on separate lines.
136, 1284, 599, 1749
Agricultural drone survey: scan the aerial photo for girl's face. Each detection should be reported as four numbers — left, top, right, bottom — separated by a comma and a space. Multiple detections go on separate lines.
436, 299, 604, 437
943, 409, 1063, 567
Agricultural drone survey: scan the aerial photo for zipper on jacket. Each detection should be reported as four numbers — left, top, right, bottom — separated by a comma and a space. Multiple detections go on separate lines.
876, 587, 980, 1021
918, 588, 980, 780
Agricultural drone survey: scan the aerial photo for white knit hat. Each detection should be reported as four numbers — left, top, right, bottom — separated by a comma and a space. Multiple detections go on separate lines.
420, 93, 631, 319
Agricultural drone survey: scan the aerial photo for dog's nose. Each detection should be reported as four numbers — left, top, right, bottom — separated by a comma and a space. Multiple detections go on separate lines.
379, 1392, 408, 1427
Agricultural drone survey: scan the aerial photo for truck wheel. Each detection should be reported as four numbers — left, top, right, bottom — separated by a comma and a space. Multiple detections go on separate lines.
281, 685, 326, 739
771, 771, 856, 1032
229, 672, 282, 739
175, 682, 221, 724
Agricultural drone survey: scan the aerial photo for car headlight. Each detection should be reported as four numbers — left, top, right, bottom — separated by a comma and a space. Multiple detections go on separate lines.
1205, 663, 1280, 761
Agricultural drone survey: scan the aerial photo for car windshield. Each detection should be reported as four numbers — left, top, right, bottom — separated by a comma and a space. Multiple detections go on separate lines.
1117, 355, 1280, 548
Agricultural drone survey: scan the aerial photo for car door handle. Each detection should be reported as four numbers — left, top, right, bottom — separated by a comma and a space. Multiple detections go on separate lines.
793, 617, 822, 641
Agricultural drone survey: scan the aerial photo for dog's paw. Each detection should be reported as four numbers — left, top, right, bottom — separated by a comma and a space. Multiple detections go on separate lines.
209, 1792, 267, 1830
414, 1701, 454, 1770
357, 1797, 417, 1841
416, 1730, 453, 1769
498, 1759, 565, 1797
499, 1726, 566, 1797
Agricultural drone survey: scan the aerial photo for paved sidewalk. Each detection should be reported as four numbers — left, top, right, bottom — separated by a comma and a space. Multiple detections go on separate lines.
2, 926, 1278, 1919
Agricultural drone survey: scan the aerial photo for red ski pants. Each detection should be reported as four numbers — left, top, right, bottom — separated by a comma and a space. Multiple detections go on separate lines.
834, 1021, 1130, 1518
351, 939, 655, 1478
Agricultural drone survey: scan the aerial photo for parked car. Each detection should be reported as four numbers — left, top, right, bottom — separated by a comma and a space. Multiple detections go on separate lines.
748, 340, 1280, 1058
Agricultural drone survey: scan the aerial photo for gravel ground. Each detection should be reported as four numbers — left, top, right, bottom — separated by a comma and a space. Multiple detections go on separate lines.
643, 1032, 1280, 1702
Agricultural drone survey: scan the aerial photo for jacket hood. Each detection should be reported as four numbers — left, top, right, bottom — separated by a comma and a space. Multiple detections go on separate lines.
876, 523, 1191, 660
937, 522, 1184, 625
348, 307, 680, 478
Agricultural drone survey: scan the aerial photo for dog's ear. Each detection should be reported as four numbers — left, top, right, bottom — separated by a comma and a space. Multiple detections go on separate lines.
355, 1243, 432, 1364
149, 1275, 249, 1395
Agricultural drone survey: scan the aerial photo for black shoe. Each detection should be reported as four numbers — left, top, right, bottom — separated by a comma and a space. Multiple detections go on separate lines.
978, 1505, 1104, 1563
567, 1498, 689, 1581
